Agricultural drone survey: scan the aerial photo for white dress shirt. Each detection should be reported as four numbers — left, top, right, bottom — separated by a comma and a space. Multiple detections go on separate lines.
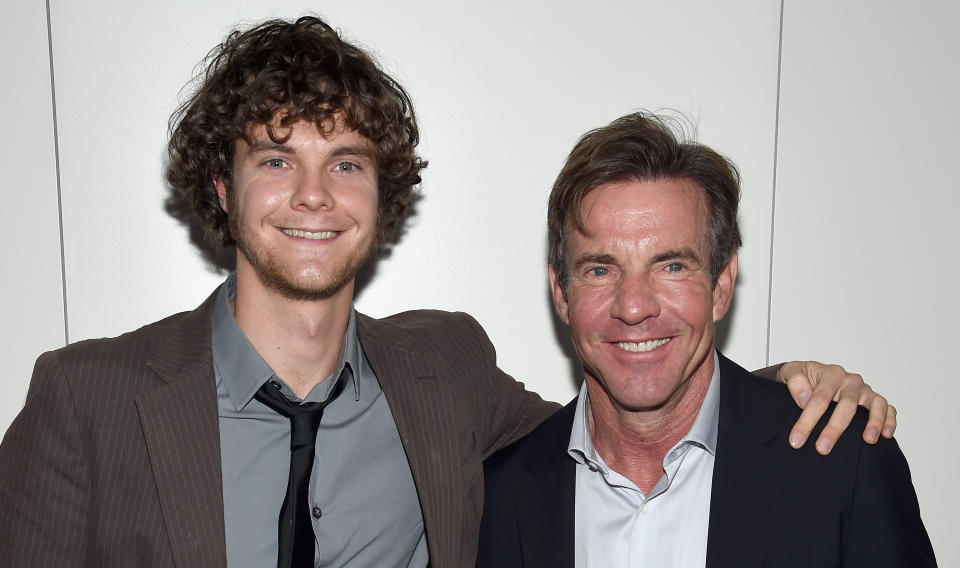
568, 352, 721, 568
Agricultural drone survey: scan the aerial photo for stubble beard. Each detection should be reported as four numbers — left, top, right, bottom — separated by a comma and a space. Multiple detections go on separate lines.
229, 208, 378, 303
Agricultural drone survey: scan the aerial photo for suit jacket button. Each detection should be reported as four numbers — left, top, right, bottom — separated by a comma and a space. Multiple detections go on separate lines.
312, 506, 322, 519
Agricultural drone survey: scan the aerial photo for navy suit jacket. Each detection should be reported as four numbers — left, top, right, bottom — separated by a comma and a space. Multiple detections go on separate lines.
478, 353, 937, 567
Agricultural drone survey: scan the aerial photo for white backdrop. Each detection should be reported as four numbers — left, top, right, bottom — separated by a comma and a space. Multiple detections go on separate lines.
2, 0, 955, 563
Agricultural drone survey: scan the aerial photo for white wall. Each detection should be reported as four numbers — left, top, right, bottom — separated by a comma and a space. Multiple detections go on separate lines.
0, 1, 66, 431
771, 2, 959, 563
2, 0, 953, 563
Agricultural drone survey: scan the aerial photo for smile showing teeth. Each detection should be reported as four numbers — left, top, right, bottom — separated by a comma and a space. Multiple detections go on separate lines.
281, 229, 338, 240
614, 337, 671, 353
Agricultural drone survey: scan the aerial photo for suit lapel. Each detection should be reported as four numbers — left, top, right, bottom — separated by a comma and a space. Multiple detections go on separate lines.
355, 314, 456, 565
137, 291, 227, 568
706, 354, 787, 568
516, 402, 577, 568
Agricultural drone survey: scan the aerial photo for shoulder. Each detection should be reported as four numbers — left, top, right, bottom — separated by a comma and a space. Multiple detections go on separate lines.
718, 352, 849, 435
25, 304, 208, 408
714, 356, 934, 564
41, 309, 195, 374
717, 351, 872, 472
356, 309, 495, 357
357, 308, 481, 335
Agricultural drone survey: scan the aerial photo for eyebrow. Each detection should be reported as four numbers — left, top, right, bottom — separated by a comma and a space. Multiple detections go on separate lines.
246, 141, 295, 155
244, 142, 375, 162
571, 248, 705, 272
651, 247, 703, 265
571, 253, 618, 271
328, 145, 376, 161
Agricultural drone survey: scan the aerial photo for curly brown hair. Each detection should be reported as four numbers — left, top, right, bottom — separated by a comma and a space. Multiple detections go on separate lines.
166, 15, 426, 247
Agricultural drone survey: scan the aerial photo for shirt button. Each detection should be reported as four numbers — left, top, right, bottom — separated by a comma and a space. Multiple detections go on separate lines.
270, 380, 282, 390
640, 503, 650, 515
312, 506, 322, 519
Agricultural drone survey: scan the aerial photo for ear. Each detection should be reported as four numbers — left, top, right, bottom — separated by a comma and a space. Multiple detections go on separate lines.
548, 264, 571, 325
213, 177, 229, 211
712, 251, 738, 322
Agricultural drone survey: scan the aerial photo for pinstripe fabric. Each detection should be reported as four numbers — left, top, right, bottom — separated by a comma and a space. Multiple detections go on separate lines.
0, 288, 557, 567
356, 311, 558, 567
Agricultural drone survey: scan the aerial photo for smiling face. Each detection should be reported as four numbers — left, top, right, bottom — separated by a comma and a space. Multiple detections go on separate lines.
549, 179, 737, 417
215, 119, 379, 302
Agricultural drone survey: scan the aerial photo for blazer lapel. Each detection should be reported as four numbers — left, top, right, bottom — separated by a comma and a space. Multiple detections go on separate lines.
516, 402, 577, 568
706, 354, 787, 568
355, 314, 457, 565
137, 291, 227, 568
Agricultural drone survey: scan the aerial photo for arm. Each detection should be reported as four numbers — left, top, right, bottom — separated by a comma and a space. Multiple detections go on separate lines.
0, 351, 90, 565
460, 313, 560, 458
754, 361, 897, 455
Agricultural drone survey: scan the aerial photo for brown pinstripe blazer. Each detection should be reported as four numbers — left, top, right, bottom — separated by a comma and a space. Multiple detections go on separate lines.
0, 288, 557, 567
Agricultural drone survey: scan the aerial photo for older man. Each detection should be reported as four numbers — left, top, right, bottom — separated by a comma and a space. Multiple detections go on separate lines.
478, 112, 936, 567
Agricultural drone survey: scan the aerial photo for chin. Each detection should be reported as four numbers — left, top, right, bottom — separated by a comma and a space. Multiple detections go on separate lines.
265, 271, 353, 302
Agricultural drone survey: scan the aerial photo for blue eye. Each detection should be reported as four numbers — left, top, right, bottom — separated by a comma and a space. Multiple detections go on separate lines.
665, 262, 684, 272
335, 162, 357, 172
589, 267, 609, 277
265, 158, 287, 168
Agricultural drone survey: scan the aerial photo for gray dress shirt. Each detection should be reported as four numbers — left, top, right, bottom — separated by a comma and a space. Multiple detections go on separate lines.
212, 275, 428, 567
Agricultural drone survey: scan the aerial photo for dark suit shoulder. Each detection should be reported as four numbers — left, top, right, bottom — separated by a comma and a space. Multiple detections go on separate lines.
711, 354, 935, 566
718, 352, 872, 451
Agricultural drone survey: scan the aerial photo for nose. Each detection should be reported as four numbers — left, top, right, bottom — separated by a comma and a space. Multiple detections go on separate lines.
292, 169, 333, 211
610, 273, 660, 325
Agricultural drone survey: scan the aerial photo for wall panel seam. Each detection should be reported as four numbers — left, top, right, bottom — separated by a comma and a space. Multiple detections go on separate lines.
764, 0, 786, 366
46, 0, 69, 346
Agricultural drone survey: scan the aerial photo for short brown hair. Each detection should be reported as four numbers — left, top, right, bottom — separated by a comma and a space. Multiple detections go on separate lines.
166, 16, 426, 247
548, 111, 742, 291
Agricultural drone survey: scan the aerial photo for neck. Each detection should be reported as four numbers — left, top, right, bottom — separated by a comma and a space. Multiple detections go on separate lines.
232, 262, 354, 399
587, 359, 714, 494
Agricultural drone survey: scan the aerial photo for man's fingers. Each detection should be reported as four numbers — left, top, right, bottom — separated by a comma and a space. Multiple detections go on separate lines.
779, 361, 814, 408
788, 388, 833, 449
860, 385, 886, 444
813, 395, 858, 455
781, 360, 896, 452
812, 364, 853, 402
883, 404, 898, 438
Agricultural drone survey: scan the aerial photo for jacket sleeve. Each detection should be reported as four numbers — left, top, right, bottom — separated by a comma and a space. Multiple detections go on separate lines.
751, 362, 784, 381
843, 436, 937, 566
460, 313, 560, 460
0, 351, 91, 566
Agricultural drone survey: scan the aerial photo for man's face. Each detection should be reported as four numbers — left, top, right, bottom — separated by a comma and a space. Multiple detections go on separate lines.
215, 119, 379, 301
549, 179, 737, 415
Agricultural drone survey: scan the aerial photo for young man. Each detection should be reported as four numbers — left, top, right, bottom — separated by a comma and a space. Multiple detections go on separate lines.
1, 17, 895, 568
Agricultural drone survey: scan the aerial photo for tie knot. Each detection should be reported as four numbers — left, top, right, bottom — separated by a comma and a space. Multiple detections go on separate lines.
254, 374, 348, 419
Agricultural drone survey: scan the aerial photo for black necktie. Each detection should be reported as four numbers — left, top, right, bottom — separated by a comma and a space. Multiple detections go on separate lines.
255, 373, 348, 568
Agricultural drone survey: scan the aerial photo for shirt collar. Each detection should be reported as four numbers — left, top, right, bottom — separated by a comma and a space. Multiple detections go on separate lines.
567, 350, 722, 471
211, 273, 361, 410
